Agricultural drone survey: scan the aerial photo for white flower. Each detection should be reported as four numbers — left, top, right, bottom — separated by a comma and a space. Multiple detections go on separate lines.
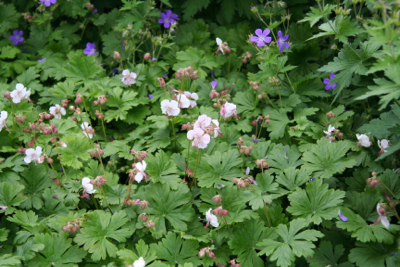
24, 146, 42, 164
187, 128, 210, 149
10, 83, 28, 104
121, 69, 137, 86
323, 125, 336, 142
59, 142, 67, 148
184, 91, 198, 108
206, 208, 219, 228
82, 177, 96, 194
176, 93, 191, 109
211, 119, 220, 138
216, 38, 224, 55
134, 161, 147, 183
378, 139, 389, 153
377, 203, 390, 229
0, 111, 7, 132
356, 134, 371, 147
49, 104, 66, 119
81, 122, 93, 139
220, 102, 236, 118
160, 99, 180, 116
194, 114, 211, 130
133, 257, 146, 267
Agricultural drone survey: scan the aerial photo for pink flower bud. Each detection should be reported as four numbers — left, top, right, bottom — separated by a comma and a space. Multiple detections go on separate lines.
208, 252, 215, 258
75, 97, 82, 104
144, 53, 151, 61
113, 51, 121, 60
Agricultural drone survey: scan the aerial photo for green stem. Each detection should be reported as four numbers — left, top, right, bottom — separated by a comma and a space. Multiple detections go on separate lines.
263, 202, 272, 227
379, 179, 400, 203
227, 56, 231, 81
100, 106, 107, 143
171, 117, 177, 150
193, 149, 202, 179
90, 194, 100, 210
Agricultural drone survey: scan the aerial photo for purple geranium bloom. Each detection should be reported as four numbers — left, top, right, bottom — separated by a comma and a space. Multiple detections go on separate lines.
250, 29, 272, 47
162, 73, 168, 77
83, 43, 96, 55
324, 73, 337, 90
338, 210, 348, 222
211, 81, 217, 89
148, 94, 153, 99
158, 10, 179, 28
310, 177, 315, 181
217, 184, 225, 187
277, 30, 289, 51
122, 45, 126, 50
9, 30, 24, 45
37, 58, 46, 63
112, 68, 118, 76
211, 70, 214, 77
252, 139, 260, 142
40, 0, 57, 7
151, 57, 156, 61
93, 9, 98, 13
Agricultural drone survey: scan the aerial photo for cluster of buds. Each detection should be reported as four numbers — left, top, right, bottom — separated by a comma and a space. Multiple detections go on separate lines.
143, 53, 151, 61
228, 259, 241, 267
16, 148, 27, 154
61, 99, 69, 108
268, 76, 280, 86
212, 206, 229, 217
248, 81, 260, 91
252, 115, 270, 127
256, 159, 269, 169
157, 77, 166, 88
367, 171, 379, 188
15, 114, 26, 123
90, 176, 107, 188
212, 195, 222, 205
62, 219, 81, 233
238, 145, 254, 155
175, 66, 199, 80
185, 167, 194, 178
93, 95, 107, 106
26, 122, 58, 135
94, 110, 104, 120
216, 41, 231, 55
209, 89, 220, 99
335, 6, 351, 16
89, 144, 104, 158
241, 52, 252, 63
232, 171, 257, 189
3, 92, 11, 100
130, 150, 148, 161
75, 94, 83, 105
146, 220, 156, 228
38, 112, 54, 123
71, 107, 82, 118
38, 154, 54, 164
113, 51, 121, 60
138, 213, 148, 222
198, 247, 216, 260
85, 2, 95, 11
211, 91, 233, 111
124, 199, 149, 209
22, 13, 36, 22
326, 111, 336, 118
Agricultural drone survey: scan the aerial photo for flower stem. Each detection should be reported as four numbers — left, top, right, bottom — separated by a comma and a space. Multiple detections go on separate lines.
263, 201, 272, 227
10, 101, 16, 132
379, 179, 400, 203
90, 194, 100, 210
125, 179, 132, 200
100, 106, 107, 143
171, 117, 177, 150
193, 149, 202, 179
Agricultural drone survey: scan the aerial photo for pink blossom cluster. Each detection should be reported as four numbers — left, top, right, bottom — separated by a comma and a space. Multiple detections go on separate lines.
89, 175, 107, 188
236, 137, 254, 155
256, 159, 269, 169
62, 219, 81, 233
212, 206, 229, 217
252, 115, 270, 127
175, 66, 198, 80
125, 199, 149, 209
128, 161, 147, 183
130, 150, 148, 162
89, 144, 104, 158
241, 51, 252, 63
187, 115, 221, 149
138, 213, 156, 228
93, 95, 107, 106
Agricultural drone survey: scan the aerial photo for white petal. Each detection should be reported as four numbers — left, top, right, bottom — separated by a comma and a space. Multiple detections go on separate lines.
135, 172, 144, 183
216, 37, 222, 45
133, 257, 146, 267
381, 216, 390, 229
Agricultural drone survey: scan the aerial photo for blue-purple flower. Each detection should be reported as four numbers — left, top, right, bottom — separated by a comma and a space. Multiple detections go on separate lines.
309, 177, 315, 181
162, 73, 168, 77
158, 10, 179, 28
250, 29, 272, 47
9, 30, 24, 45
211, 81, 217, 89
324, 73, 337, 90
83, 43, 96, 55
40, 0, 56, 7
93, 9, 98, 13
37, 58, 47, 63
338, 210, 348, 222
277, 31, 289, 51
148, 94, 153, 99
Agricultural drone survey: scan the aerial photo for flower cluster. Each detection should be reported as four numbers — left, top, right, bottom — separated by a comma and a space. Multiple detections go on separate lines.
241, 52, 252, 63
49, 104, 66, 119
172, 91, 198, 109
175, 66, 199, 80
130, 150, 148, 162
62, 219, 82, 233
24, 147, 43, 164
81, 122, 94, 139
121, 69, 137, 86
237, 137, 255, 155
82, 177, 96, 195
125, 199, 149, 209
187, 115, 221, 149
323, 125, 343, 142
128, 160, 147, 183
215, 38, 231, 55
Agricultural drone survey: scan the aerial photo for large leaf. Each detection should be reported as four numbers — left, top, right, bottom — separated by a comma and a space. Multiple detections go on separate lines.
0, 182, 26, 214
59, 135, 93, 169
146, 151, 182, 189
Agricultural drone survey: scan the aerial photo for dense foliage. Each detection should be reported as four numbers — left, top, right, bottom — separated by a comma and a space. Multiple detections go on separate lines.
0, 0, 399, 266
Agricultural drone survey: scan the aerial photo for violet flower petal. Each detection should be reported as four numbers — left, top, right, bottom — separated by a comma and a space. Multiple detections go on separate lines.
338, 210, 348, 222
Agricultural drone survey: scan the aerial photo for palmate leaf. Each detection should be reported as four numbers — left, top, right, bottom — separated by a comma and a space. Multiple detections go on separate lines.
257, 218, 324, 267
105, 87, 139, 122
63, 51, 103, 84
117, 239, 164, 266
150, 232, 201, 266
298, 5, 334, 27
146, 150, 181, 189
173, 47, 219, 78
287, 179, 345, 224
301, 138, 356, 179
348, 241, 399, 267
307, 241, 354, 267
26, 232, 86, 267
196, 149, 242, 188
59, 135, 93, 169
267, 144, 304, 173
0, 182, 27, 214
228, 220, 276, 267
133, 183, 194, 236
266, 109, 291, 140
276, 167, 310, 191
336, 207, 398, 244
0, 254, 21, 267
74, 210, 134, 261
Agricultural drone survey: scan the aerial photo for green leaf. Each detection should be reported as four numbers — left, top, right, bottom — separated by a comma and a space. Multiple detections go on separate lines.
348, 242, 398, 267
182, 1, 211, 20
0, 46, 20, 59
74, 210, 134, 261
146, 151, 182, 189
173, 47, 219, 78
257, 218, 324, 267
301, 138, 356, 179
299, 5, 334, 27
0, 254, 21, 267
117, 239, 159, 266
196, 150, 242, 188
63, 51, 103, 84
307, 241, 354, 267
0, 182, 27, 214
266, 109, 291, 140
48, 81, 77, 98
105, 87, 139, 122
241, 173, 280, 210
287, 179, 345, 224
59, 135, 93, 169
150, 232, 201, 266
25, 232, 86, 267
276, 167, 310, 191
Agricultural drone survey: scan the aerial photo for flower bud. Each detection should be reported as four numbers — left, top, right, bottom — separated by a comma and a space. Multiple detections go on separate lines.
113, 51, 121, 60
157, 77, 165, 88
144, 53, 151, 61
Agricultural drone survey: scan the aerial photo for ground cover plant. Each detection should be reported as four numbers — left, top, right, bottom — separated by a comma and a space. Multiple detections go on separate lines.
0, 0, 399, 266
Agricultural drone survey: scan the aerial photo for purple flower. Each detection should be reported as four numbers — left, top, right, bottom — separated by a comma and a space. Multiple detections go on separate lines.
148, 94, 153, 99
37, 58, 47, 63
9, 30, 24, 45
283, 148, 288, 151
40, 0, 56, 7
23, 47, 27, 52
277, 31, 289, 51
151, 57, 156, 61
211, 70, 214, 77
162, 73, 168, 77
211, 81, 217, 89
324, 73, 337, 90
83, 43, 96, 55
122, 45, 126, 51
59, 167, 63, 172
310, 177, 315, 181
338, 210, 348, 222
112, 68, 118, 76
217, 184, 225, 187
93, 9, 98, 13
158, 10, 179, 29
252, 139, 260, 142
250, 29, 272, 47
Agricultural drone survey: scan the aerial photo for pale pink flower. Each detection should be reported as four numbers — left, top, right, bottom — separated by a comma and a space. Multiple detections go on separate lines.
0, 206, 7, 211
24, 146, 43, 164
160, 99, 180, 116
176, 93, 191, 109
0, 111, 7, 132
220, 102, 236, 118
194, 114, 211, 130
216, 38, 224, 55
211, 119, 220, 138
133, 257, 146, 267
378, 139, 389, 153
49, 104, 66, 119
134, 161, 147, 183
377, 203, 390, 229
205, 208, 219, 228
187, 128, 210, 149
356, 134, 371, 147
82, 177, 96, 194
81, 122, 93, 139
323, 125, 335, 142
184, 91, 198, 108
121, 69, 137, 86
10, 83, 28, 104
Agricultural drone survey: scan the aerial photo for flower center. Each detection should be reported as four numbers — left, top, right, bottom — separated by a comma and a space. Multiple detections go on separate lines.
90, 49, 95, 54
164, 18, 170, 23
